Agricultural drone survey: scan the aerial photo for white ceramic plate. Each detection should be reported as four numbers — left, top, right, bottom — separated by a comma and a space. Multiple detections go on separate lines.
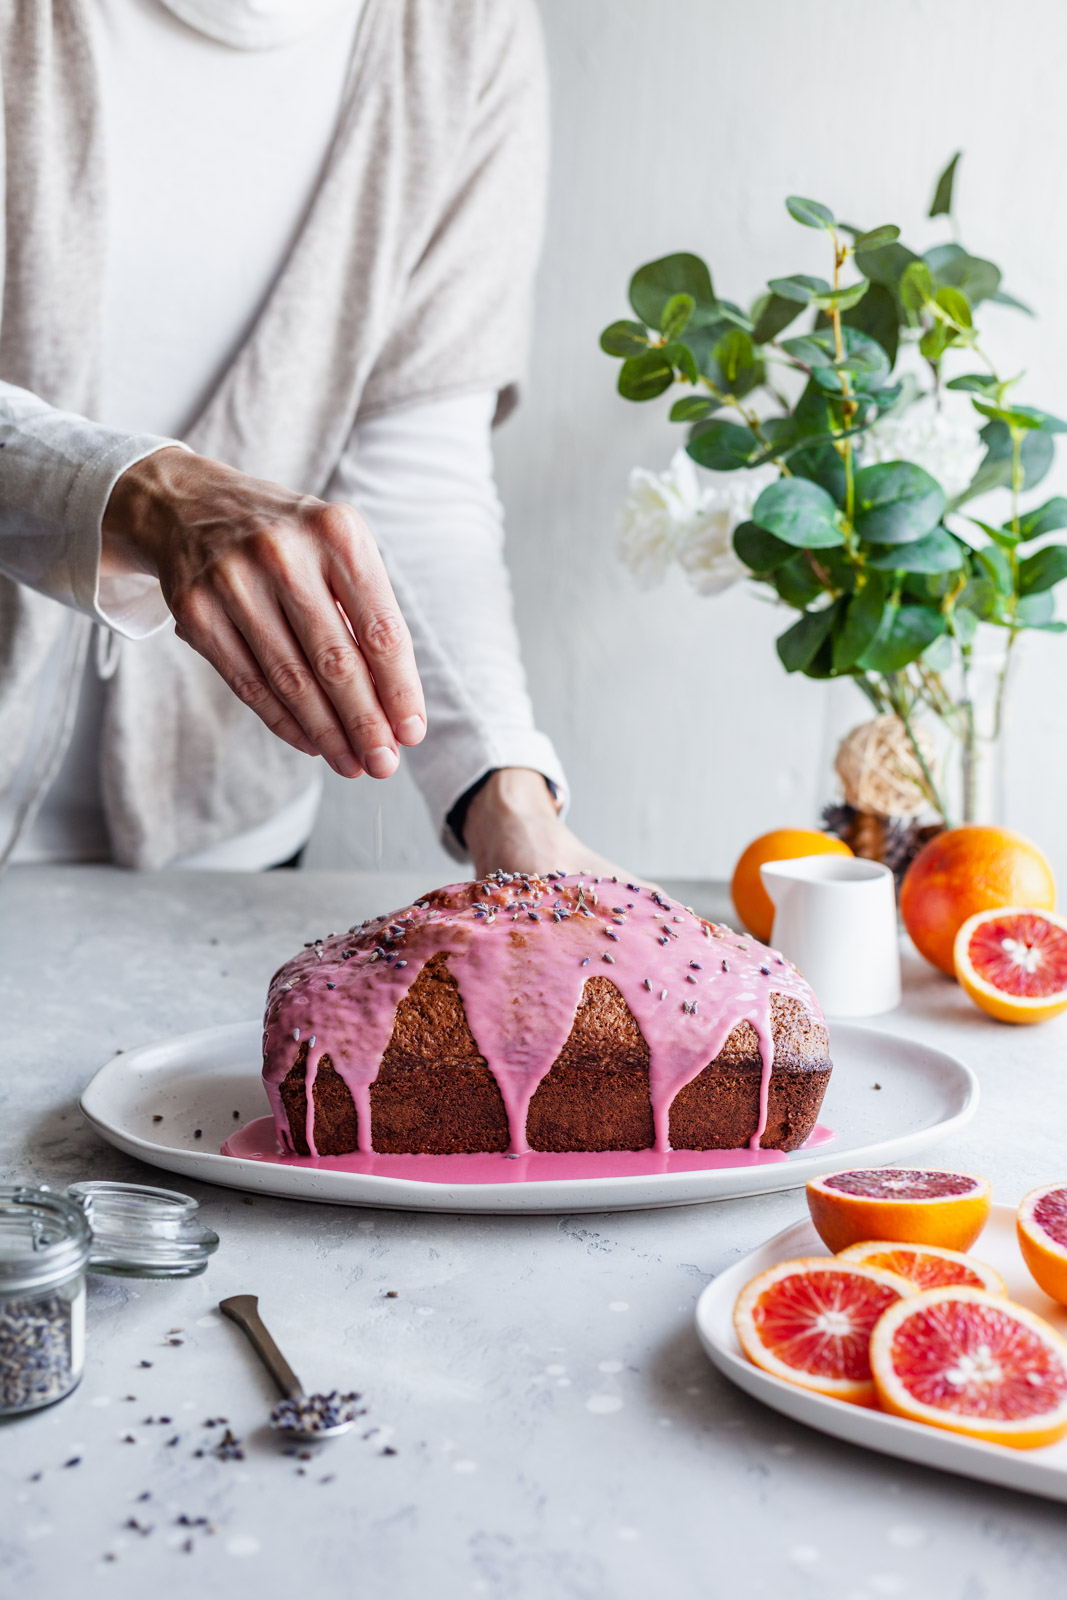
79, 1019, 977, 1214
696, 1204, 1067, 1503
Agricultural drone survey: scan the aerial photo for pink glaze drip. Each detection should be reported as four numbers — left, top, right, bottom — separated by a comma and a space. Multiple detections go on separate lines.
222, 1117, 837, 1182
260, 872, 826, 1157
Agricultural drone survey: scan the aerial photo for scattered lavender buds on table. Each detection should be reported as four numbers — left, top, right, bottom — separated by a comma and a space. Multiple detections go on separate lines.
212, 1428, 245, 1461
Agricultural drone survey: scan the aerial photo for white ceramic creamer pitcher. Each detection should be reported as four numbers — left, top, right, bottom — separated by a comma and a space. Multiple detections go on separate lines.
759, 855, 901, 1017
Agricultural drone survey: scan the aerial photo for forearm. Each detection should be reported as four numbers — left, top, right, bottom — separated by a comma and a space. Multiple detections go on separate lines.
0, 379, 182, 635
328, 390, 569, 852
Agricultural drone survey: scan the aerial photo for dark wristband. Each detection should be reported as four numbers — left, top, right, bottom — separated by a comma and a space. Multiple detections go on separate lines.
446, 769, 559, 852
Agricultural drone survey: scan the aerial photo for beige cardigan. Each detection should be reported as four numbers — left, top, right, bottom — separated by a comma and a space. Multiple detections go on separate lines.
0, 0, 546, 867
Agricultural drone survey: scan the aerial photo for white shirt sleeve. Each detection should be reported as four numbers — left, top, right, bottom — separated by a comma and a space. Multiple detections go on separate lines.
325, 389, 569, 859
0, 379, 182, 638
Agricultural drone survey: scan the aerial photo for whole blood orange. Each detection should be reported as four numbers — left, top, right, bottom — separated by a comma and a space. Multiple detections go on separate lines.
1017, 1184, 1067, 1305
733, 1256, 913, 1406
807, 1167, 992, 1253
731, 828, 853, 943
954, 907, 1067, 1024
870, 1288, 1067, 1448
835, 1241, 1006, 1295
900, 825, 1055, 976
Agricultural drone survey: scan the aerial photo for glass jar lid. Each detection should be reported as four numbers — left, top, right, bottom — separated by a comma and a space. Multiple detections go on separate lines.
66, 1182, 220, 1278
0, 1187, 92, 1293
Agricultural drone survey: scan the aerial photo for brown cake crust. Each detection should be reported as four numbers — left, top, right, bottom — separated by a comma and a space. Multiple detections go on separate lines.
278, 953, 831, 1156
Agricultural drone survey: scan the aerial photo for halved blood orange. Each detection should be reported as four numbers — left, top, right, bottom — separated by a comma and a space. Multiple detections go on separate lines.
733, 1257, 913, 1406
836, 1241, 1006, 1296
870, 1288, 1067, 1448
954, 907, 1067, 1025
1018, 1184, 1067, 1305
807, 1168, 992, 1254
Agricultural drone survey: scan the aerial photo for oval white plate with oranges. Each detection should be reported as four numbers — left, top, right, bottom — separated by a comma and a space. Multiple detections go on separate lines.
696, 1184, 1067, 1503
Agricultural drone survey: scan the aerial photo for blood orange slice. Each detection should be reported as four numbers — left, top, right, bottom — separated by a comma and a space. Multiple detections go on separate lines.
733, 1257, 913, 1406
807, 1168, 992, 1254
1018, 1184, 1067, 1305
870, 1288, 1067, 1448
954, 907, 1067, 1024
836, 1241, 1006, 1295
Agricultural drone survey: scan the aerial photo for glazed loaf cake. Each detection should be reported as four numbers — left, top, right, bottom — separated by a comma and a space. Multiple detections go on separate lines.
262, 872, 832, 1159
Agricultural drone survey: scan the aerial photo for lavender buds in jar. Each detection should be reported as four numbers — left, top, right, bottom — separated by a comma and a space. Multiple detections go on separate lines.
0, 1187, 90, 1415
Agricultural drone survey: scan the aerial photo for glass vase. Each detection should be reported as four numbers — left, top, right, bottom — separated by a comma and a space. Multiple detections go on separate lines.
940, 642, 1015, 828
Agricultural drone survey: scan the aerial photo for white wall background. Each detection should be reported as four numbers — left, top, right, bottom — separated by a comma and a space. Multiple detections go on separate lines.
306, 0, 1067, 886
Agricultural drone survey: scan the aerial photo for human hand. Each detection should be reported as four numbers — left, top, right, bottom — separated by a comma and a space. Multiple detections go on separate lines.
103, 447, 425, 778
463, 768, 656, 886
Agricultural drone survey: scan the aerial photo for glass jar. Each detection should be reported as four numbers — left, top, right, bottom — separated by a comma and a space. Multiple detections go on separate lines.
0, 1187, 91, 1415
66, 1181, 219, 1278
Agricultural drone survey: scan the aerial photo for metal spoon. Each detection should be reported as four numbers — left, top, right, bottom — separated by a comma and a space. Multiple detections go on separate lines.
219, 1294, 359, 1443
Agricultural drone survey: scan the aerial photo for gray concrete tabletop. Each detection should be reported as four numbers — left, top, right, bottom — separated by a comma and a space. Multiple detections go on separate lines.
2, 864, 1066, 1600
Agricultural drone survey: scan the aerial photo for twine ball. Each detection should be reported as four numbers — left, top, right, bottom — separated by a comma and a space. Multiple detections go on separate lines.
834, 714, 936, 819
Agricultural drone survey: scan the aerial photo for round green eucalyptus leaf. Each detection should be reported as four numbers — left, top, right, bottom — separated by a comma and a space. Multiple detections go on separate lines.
935, 285, 972, 328
776, 602, 841, 673
920, 323, 953, 363
1016, 590, 1057, 626
854, 225, 901, 251
1019, 544, 1067, 595
752, 477, 844, 548
946, 373, 999, 396
811, 281, 869, 314
1010, 406, 1067, 434
600, 320, 650, 358
774, 552, 825, 608
685, 420, 754, 471
853, 461, 947, 545
767, 274, 831, 304
900, 260, 935, 310
733, 521, 793, 572
925, 243, 1001, 307
617, 348, 674, 401
836, 281, 900, 366
628, 254, 715, 330
669, 394, 717, 423
832, 578, 887, 673
857, 602, 947, 673
660, 292, 694, 341
664, 340, 698, 384
781, 327, 889, 393
972, 400, 1044, 430
751, 293, 805, 346
865, 526, 965, 573
786, 196, 836, 231
855, 240, 921, 291
1017, 497, 1067, 541
968, 421, 1056, 500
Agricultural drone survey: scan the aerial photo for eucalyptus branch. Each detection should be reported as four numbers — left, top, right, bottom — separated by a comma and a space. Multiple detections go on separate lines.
602, 167, 1064, 836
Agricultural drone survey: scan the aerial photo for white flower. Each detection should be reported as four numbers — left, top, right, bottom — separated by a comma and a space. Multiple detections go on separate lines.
617, 447, 775, 595
676, 464, 777, 595
860, 394, 985, 501
617, 450, 700, 588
